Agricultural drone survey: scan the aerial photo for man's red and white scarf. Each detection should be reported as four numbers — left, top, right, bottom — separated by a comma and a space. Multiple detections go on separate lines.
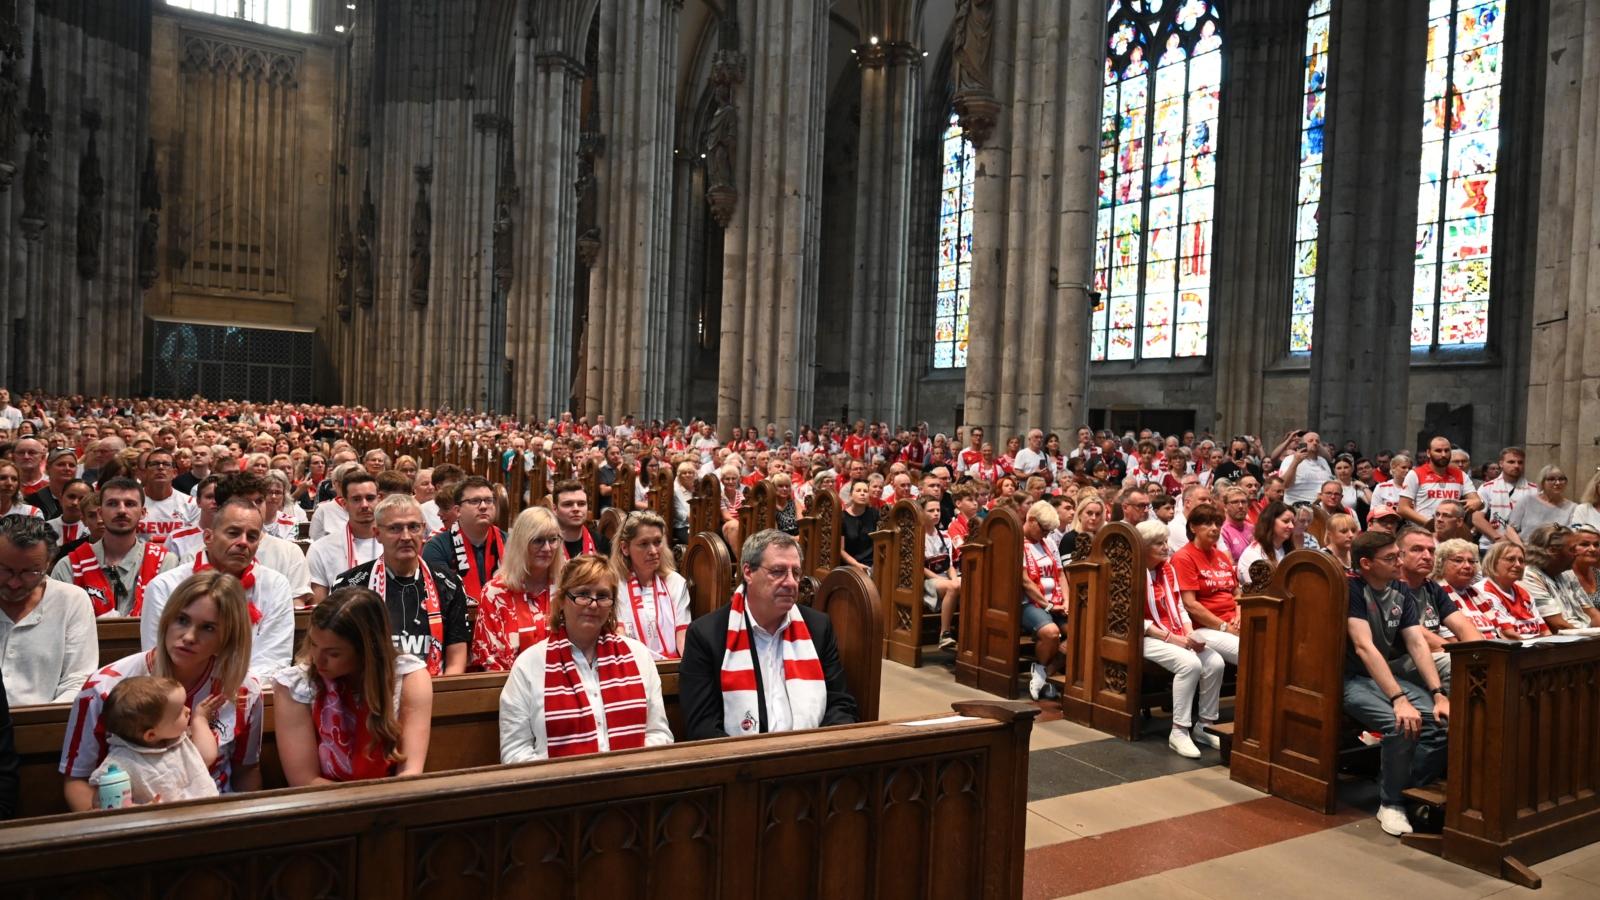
561, 526, 598, 562
450, 523, 503, 600
542, 628, 648, 757
191, 553, 263, 624
719, 586, 825, 736
367, 559, 445, 674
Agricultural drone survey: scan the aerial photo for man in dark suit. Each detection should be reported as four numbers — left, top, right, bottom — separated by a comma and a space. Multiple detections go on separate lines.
679, 530, 858, 739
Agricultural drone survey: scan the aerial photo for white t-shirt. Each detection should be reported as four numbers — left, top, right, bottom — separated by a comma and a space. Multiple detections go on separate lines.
307, 529, 382, 589
140, 559, 296, 678
1478, 475, 1536, 548
615, 571, 691, 660
1402, 465, 1476, 521
1012, 448, 1046, 476
308, 500, 349, 542
1283, 455, 1333, 505
139, 491, 198, 543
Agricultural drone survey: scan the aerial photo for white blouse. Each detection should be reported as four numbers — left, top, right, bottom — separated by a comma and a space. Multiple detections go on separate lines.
497, 635, 674, 764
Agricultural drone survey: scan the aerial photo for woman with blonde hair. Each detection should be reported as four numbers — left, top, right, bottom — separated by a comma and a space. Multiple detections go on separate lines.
0, 459, 42, 518
1323, 512, 1358, 573
1573, 469, 1600, 530
60, 570, 264, 810
1481, 541, 1548, 639
274, 587, 433, 784
1432, 537, 1512, 639
499, 556, 674, 762
610, 511, 692, 660
472, 505, 564, 671
262, 469, 304, 541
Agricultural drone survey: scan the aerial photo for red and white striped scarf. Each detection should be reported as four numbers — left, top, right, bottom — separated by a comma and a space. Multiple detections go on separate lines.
542, 628, 648, 757
719, 586, 825, 736
191, 553, 263, 625
623, 572, 680, 660
450, 523, 503, 600
1146, 562, 1188, 636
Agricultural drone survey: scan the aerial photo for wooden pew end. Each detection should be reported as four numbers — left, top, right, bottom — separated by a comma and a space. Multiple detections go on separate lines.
1203, 721, 1233, 767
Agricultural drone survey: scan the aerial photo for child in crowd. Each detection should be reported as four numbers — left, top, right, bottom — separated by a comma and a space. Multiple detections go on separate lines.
89, 675, 225, 806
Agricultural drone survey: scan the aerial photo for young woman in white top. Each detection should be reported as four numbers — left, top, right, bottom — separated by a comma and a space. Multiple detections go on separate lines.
1370, 454, 1411, 512
1235, 501, 1295, 586
609, 511, 692, 660
0, 460, 42, 518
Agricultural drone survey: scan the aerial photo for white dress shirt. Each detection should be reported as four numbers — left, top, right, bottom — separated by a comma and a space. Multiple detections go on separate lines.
498, 634, 673, 763
750, 618, 795, 733
140, 558, 296, 679
0, 579, 99, 705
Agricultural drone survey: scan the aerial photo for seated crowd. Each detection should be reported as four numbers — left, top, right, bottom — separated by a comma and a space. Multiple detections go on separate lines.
0, 394, 1594, 840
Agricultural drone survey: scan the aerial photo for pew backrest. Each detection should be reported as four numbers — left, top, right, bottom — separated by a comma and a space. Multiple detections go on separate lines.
953, 507, 1024, 697
874, 498, 928, 667
683, 532, 734, 620
690, 474, 720, 536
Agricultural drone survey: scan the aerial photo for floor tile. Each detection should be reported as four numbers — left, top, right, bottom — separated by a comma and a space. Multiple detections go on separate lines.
1027, 747, 1129, 802
1026, 808, 1081, 850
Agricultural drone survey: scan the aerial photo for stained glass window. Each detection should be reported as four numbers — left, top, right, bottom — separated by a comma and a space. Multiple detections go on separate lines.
1413, 0, 1504, 348
1289, 0, 1331, 353
933, 112, 975, 369
165, 0, 315, 34
1093, 0, 1224, 362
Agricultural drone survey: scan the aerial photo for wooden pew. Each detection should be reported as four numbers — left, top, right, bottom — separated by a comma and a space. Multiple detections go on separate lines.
0, 700, 1037, 900
1228, 549, 1349, 813
1059, 522, 1151, 741
874, 498, 932, 667
682, 531, 734, 620
736, 478, 777, 551
646, 465, 675, 534
8, 568, 886, 822
953, 507, 1026, 697
1401, 637, 1600, 889
689, 473, 720, 537
579, 457, 601, 514
795, 485, 841, 607
526, 453, 548, 509
614, 462, 637, 514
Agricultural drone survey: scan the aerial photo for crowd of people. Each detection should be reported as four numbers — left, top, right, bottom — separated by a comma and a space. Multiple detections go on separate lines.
0, 391, 1596, 840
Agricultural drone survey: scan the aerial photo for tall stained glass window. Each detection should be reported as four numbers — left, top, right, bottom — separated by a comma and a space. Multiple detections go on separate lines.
1413, 0, 1505, 348
1093, 0, 1224, 361
933, 112, 975, 369
1289, 0, 1332, 353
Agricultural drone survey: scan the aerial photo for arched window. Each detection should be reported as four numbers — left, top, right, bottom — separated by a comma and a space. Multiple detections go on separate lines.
932, 112, 975, 370
1289, 0, 1332, 353
165, 0, 316, 34
1093, 0, 1224, 362
1412, 0, 1506, 348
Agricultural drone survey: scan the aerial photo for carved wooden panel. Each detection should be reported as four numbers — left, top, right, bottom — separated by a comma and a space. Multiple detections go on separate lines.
811, 487, 841, 574
683, 532, 733, 620
879, 499, 930, 668
813, 565, 885, 722
17, 839, 353, 900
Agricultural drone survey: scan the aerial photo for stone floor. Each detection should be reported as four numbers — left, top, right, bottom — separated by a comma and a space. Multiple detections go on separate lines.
875, 654, 1600, 899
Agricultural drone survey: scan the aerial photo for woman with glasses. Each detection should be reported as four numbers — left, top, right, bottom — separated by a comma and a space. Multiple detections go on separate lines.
472, 506, 564, 672
1507, 466, 1575, 538
262, 470, 305, 541
610, 511, 691, 660
718, 464, 743, 548
274, 586, 434, 785
498, 555, 673, 762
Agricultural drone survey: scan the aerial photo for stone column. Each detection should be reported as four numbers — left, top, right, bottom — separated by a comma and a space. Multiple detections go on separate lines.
1306, 0, 1427, 452
846, 0, 922, 426
715, 0, 827, 435
1210, 1, 1303, 437
508, 0, 598, 419
586, 0, 678, 422
1527, 0, 1600, 475
963, 0, 1100, 441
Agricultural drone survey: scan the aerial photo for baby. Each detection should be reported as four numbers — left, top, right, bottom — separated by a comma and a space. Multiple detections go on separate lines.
89, 676, 226, 806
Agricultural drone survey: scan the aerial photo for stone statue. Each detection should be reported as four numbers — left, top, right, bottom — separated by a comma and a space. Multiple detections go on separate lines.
702, 91, 737, 192
408, 165, 432, 305
76, 123, 104, 280
0, 57, 20, 189
137, 211, 160, 290
950, 0, 999, 148
335, 227, 352, 283
354, 183, 375, 307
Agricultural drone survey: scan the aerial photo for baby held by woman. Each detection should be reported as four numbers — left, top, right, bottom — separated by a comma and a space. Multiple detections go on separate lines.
88, 676, 226, 807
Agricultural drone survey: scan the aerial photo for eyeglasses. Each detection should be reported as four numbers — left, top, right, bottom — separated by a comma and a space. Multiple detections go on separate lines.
380, 522, 426, 535
529, 536, 561, 547
565, 590, 615, 607
1546, 476, 1568, 483
145, 461, 174, 469
460, 496, 496, 507
1374, 553, 1401, 564
756, 565, 803, 582
0, 566, 46, 583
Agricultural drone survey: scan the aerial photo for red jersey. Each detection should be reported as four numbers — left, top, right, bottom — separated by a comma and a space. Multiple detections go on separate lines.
1171, 542, 1239, 624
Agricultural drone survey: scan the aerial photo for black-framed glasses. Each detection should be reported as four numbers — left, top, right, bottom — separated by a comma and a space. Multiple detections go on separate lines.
0, 566, 47, 584
565, 591, 615, 607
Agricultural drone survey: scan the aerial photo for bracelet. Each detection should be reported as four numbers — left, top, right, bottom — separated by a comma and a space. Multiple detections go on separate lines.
1388, 690, 1406, 705
1430, 687, 1446, 697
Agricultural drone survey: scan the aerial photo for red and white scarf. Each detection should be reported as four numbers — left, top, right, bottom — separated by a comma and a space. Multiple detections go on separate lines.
191, 552, 263, 625
622, 571, 681, 660
367, 559, 445, 674
542, 628, 648, 757
1482, 578, 1547, 637
311, 676, 392, 782
1440, 581, 1501, 637
719, 586, 825, 735
1023, 540, 1064, 611
1146, 562, 1188, 636
562, 526, 598, 561
450, 523, 503, 600
67, 541, 167, 617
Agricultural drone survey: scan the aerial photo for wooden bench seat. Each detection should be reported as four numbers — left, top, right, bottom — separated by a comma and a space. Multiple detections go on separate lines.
953, 507, 1026, 697
0, 700, 1038, 900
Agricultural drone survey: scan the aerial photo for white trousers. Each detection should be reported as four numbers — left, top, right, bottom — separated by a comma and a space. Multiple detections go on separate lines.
1190, 628, 1240, 666
1143, 636, 1226, 729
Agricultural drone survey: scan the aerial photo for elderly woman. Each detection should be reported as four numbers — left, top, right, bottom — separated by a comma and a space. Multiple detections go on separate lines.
472, 506, 564, 671
1020, 500, 1066, 701
1432, 538, 1513, 639
1508, 466, 1576, 539
718, 464, 743, 548
1137, 519, 1225, 759
772, 472, 802, 536
498, 555, 674, 762
263, 470, 305, 541
1521, 524, 1600, 631
610, 512, 692, 660
1568, 524, 1600, 611
1481, 541, 1548, 639
1573, 470, 1600, 531
671, 460, 697, 545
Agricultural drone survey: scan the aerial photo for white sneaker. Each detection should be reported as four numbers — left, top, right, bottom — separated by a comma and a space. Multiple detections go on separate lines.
1028, 663, 1048, 700
1168, 729, 1202, 759
1192, 725, 1222, 750
1377, 805, 1414, 836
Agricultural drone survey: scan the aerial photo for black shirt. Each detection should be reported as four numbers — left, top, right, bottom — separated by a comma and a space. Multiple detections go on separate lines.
172, 472, 200, 495
24, 488, 59, 521
841, 507, 880, 568
597, 464, 619, 511
330, 559, 472, 659
1214, 459, 1264, 482
563, 527, 611, 561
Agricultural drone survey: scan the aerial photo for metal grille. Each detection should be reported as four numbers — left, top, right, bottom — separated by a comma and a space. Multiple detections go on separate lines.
144, 319, 314, 402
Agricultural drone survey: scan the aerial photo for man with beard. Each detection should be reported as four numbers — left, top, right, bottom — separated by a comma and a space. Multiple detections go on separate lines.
51, 477, 180, 616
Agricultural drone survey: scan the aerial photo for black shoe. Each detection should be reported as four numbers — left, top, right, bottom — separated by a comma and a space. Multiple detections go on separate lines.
938, 631, 958, 651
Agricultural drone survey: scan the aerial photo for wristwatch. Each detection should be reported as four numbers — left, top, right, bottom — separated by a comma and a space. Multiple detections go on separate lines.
1430, 687, 1446, 697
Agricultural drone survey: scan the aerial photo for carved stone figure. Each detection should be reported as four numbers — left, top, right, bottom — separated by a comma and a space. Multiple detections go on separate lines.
335, 227, 352, 283
0, 57, 20, 190
408, 164, 432, 306
950, 0, 1000, 148
18, 28, 48, 239
354, 181, 375, 307
76, 116, 104, 280
492, 142, 516, 294
138, 212, 160, 290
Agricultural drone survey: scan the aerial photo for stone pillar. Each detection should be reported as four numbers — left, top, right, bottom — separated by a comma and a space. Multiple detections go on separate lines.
508, 0, 598, 419
963, 0, 1100, 441
1527, 0, 1600, 475
846, 0, 922, 426
1210, 1, 1303, 438
586, 0, 678, 422
715, 0, 827, 435
1306, 0, 1427, 452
